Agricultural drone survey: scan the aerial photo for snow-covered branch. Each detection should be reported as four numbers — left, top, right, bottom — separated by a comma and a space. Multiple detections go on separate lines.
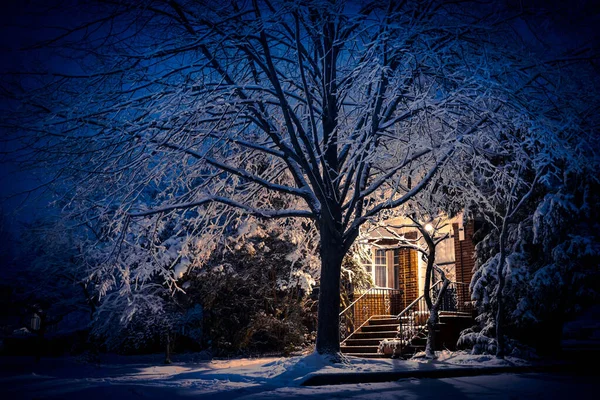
129, 196, 314, 220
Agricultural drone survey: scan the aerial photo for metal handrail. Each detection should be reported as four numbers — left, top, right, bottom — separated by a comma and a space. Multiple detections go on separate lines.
340, 280, 472, 349
340, 314, 375, 346
392, 280, 472, 356
339, 286, 402, 344
391, 281, 445, 356
339, 287, 377, 316
339, 287, 399, 316
395, 280, 443, 319
449, 281, 474, 314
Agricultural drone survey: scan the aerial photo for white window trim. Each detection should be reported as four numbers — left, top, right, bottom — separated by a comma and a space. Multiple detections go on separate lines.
373, 249, 387, 288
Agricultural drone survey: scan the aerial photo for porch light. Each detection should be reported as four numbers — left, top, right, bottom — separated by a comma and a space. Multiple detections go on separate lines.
425, 223, 434, 232
30, 313, 41, 332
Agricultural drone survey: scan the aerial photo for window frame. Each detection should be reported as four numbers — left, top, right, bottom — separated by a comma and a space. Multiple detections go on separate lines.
374, 249, 387, 287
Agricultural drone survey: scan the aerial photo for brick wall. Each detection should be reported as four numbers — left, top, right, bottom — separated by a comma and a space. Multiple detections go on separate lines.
396, 248, 418, 309
453, 220, 475, 312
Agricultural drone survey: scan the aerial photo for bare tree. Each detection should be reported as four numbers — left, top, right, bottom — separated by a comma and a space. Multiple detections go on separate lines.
469, 132, 552, 358
411, 219, 451, 358
1, 0, 581, 356
373, 211, 453, 358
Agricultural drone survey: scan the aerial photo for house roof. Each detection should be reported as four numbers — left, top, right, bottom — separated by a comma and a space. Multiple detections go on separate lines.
360, 213, 464, 244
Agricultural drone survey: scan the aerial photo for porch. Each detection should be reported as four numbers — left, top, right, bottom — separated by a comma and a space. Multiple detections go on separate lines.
340, 281, 474, 358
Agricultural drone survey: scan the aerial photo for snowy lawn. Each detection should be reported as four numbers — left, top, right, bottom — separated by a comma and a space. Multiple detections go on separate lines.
0, 351, 592, 399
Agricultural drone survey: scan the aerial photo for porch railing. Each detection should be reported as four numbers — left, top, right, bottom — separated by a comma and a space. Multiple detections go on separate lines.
396, 280, 474, 353
395, 281, 442, 348
430, 281, 474, 314
339, 287, 402, 343
453, 282, 474, 314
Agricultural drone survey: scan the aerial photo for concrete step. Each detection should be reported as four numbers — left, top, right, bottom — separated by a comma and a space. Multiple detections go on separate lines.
344, 338, 383, 346
439, 311, 472, 317
351, 331, 398, 339
361, 324, 399, 332
368, 318, 399, 326
410, 337, 427, 346
342, 311, 475, 359
343, 353, 388, 358
340, 345, 380, 354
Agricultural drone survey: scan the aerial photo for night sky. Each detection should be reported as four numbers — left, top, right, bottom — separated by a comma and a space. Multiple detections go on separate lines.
0, 4, 598, 396
0, 0, 598, 233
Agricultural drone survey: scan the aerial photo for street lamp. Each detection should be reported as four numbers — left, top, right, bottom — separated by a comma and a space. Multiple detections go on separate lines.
30, 313, 41, 332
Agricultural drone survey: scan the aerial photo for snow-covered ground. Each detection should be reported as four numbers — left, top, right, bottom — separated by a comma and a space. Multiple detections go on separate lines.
0, 351, 595, 399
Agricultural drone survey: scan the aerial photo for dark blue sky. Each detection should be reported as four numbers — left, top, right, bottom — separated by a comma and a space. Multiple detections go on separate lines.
0, 0, 598, 235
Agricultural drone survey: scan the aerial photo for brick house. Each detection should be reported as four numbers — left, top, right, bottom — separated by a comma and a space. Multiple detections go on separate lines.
359, 215, 476, 312
339, 215, 477, 357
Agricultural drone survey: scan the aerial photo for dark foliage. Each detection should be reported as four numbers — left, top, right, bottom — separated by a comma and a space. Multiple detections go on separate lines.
180, 232, 316, 356
463, 176, 600, 356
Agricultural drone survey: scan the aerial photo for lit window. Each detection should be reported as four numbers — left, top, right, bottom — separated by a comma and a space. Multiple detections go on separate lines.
374, 249, 387, 287
375, 265, 387, 287
375, 249, 386, 265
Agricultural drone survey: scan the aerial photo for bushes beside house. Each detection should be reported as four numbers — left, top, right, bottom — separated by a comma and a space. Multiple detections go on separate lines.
180, 230, 317, 356
461, 178, 600, 357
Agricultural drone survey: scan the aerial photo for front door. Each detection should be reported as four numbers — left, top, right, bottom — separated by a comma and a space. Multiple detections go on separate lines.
393, 248, 418, 309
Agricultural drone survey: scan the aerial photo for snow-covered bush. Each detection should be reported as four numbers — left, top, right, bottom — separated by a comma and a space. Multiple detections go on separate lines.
463, 177, 600, 356
340, 252, 373, 310
178, 223, 318, 355
83, 217, 318, 356
3, 218, 97, 356
90, 285, 172, 354
89, 285, 204, 355
378, 338, 403, 357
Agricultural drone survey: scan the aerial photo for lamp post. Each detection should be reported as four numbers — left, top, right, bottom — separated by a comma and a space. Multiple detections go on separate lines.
30, 307, 45, 363
30, 313, 41, 332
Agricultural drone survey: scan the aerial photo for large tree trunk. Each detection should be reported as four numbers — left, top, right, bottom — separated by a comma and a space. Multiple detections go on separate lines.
425, 278, 450, 358
495, 221, 509, 359
164, 332, 172, 364
425, 301, 439, 357
315, 221, 345, 356
417, 223, 437, 358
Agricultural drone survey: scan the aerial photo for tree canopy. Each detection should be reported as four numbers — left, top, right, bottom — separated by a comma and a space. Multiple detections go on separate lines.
2, 0, 597, 356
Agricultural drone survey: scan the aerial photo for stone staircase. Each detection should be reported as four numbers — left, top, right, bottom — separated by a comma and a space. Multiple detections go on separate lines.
341, 311, 474, 358
340, 282, 475, 358
340, 315, 398, 358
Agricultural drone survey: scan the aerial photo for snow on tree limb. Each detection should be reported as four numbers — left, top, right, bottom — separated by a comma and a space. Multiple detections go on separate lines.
129, 195, 314, 220
3, 0, 597, 356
